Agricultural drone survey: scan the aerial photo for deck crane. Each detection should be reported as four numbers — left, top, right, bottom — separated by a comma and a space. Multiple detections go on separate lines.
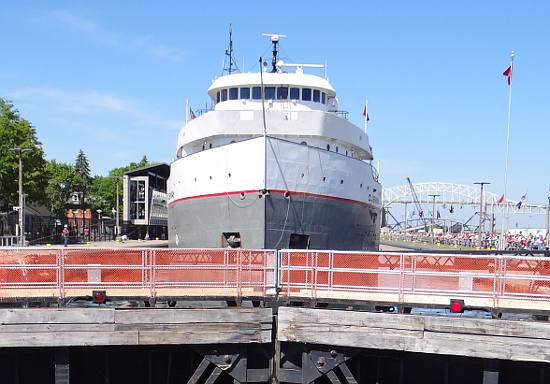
406, 177, 429, 229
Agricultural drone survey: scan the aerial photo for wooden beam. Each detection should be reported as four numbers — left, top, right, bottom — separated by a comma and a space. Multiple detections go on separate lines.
278, 307, 550, 363
0, 308, 272, 348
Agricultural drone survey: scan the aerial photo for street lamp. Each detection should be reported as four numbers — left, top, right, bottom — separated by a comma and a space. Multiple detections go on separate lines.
428, 194, 440, 244
96, 209, 102, 241
9, 147, 32, 246
474, 182, 491, 248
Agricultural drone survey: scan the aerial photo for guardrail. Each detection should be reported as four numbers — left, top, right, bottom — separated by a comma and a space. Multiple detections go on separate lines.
0, 248, 276, 301
278, 250, 550, 311
1, 248, 549, 311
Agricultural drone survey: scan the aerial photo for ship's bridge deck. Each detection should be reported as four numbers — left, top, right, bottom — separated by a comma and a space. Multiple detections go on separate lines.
207, 72, 338, 113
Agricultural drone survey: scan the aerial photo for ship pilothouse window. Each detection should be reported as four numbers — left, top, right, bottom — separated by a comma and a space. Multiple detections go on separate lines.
265, 87, 275, 99
277, 87, 288, 100
229, 87, 238, 100
290, 88, 300, 100
240, 87, 250, 99
216, 91, 220, 103
322, 92, 326, 104
252, 87, 261, 99
302, 88, 312, 101
221, 89, 227, 101
313, 89, 320, 102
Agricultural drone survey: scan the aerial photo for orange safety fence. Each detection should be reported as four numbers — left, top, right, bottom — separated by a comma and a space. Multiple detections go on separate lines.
2, 248, 550, 310
0, 248, 277, 300
278, 250, 550, 310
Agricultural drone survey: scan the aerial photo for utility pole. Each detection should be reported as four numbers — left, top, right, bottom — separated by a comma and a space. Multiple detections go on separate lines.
9, 147, 32, 246
428, 194, 440, 244
474, 182, 490, 249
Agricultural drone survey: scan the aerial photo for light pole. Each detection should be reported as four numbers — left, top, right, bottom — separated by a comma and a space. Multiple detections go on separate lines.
9, 147, 32, 246
96, 209, 102, 241
474, 182, 490, 248
428, 194, 440, 244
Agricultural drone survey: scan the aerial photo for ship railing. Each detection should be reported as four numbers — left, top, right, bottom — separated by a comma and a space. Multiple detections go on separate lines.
195, 107, 214, 117
2, 248, 550, 312
334, 110, 349, 120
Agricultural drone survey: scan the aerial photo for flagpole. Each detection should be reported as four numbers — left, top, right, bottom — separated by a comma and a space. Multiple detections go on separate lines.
364, 98, 368, 134
500, 51, 514, 249
185, 98, 189, 124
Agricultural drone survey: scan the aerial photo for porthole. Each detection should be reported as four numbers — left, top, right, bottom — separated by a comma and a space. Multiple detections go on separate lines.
228, 173, 231, 178
360, 184, 363, 188
209, 176, 212, 180
340, 179, 344, 184
322, 177, 326, 181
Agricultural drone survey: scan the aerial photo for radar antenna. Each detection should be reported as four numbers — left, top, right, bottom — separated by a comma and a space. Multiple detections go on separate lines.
222, 24, 239, 75
262, 33, 286, 73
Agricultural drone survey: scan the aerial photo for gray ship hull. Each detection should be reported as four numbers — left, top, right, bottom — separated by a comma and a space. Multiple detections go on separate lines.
168, 190, 380, 250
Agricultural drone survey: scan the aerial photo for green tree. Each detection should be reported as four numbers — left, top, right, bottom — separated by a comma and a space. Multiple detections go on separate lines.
0, 98, 48, 212
45, 160, 75, 217
73, 149, 91, 204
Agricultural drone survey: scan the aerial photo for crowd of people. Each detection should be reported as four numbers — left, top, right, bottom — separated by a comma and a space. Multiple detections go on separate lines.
383, 230, 549, 251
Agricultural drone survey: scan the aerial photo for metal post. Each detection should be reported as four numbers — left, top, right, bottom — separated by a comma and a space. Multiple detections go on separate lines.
474, 182, 490, 249
546, 206, 550, 249
428, 194, 439, 244
116, 179, 120, 239
404, 202, 408, 242
9, 147, 31, 246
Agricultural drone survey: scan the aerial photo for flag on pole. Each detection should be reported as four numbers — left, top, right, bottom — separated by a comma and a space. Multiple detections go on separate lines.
547, 188, 550, 206
515, 192, 527, 209
503, 65, 512, 85
497, 194, 505, 205
362, 104, 370, 121
436, 210, 441, 219
189, 107, 197, 120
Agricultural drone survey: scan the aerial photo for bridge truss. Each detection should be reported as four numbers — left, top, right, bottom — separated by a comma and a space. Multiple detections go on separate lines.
383, 182, 548, 215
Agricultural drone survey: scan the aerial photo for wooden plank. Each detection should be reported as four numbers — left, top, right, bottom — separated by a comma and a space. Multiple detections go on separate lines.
423, 316, 550, 340
278, 307, 550, 363
414, 332, 550, 363
0, 331, 138, 347
114, 308, 272, 324
0, 308, 115, 324
278, 307, 424, 331
0, 323, 116, 333
137, 328, 272, 344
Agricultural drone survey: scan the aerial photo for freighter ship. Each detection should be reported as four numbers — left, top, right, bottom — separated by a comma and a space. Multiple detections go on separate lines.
167, 33, 381, 250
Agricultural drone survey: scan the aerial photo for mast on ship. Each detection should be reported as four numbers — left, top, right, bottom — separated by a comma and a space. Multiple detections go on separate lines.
222, 24, 239, 75
262, 33, 286, 73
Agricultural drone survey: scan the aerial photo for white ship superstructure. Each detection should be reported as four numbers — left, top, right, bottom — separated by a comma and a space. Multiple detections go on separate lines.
168, 34, 381, 249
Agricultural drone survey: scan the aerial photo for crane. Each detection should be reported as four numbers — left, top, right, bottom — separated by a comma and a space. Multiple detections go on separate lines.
406, 177, 429, 229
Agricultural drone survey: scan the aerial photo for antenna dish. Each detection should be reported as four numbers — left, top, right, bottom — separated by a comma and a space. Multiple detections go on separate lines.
262, 33, 287, 42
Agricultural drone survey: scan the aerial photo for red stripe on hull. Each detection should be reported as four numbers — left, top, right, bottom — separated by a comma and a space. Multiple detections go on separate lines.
169, 189, 379, 210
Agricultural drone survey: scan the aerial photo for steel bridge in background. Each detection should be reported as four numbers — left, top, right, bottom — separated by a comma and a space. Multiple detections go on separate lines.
383, 182, 548, 215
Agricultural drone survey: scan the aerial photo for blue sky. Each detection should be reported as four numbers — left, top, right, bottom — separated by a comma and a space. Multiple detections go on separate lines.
1, 1, 549, 215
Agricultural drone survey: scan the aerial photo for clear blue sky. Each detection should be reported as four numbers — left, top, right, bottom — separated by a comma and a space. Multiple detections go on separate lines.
1, 1, 549, 209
